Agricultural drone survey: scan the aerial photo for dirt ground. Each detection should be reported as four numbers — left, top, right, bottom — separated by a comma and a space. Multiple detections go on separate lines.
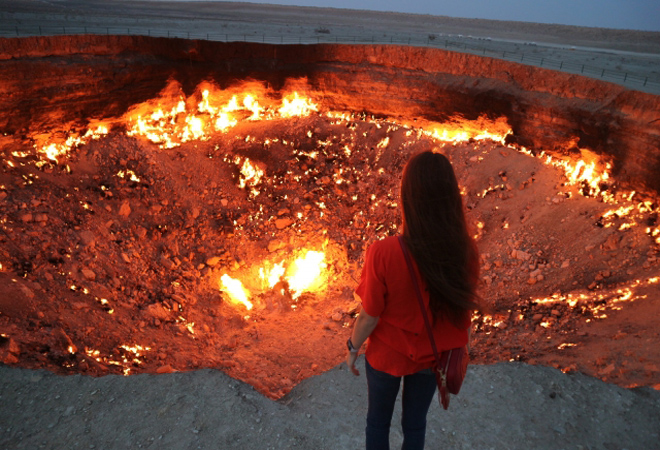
1, 2, 659, 449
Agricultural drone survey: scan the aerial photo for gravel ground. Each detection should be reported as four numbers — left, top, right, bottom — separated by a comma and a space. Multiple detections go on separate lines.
2, 359, 659, 450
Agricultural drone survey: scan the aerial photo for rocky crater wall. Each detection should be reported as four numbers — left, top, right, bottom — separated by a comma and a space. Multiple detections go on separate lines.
1, 35, 659, 193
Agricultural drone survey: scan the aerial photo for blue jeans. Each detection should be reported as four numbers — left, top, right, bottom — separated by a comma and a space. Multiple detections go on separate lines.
365, 357, 437, 450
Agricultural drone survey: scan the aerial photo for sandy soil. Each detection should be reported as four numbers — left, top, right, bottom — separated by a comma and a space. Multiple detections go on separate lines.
1, 2, 660, 449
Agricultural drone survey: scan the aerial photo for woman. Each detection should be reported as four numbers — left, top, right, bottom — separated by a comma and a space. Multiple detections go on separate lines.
346, 150, 481, 450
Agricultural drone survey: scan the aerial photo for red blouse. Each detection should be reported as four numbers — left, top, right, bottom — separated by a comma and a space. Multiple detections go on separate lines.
356, 235, 470, 376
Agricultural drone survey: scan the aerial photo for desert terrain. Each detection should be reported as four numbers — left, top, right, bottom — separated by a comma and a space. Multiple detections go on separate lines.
0, 1, 659, 449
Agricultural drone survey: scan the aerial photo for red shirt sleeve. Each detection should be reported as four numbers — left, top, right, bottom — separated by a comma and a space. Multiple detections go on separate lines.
355, 241, 387, 317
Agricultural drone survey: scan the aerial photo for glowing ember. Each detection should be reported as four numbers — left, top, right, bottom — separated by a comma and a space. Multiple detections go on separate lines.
220, 274, 253, 310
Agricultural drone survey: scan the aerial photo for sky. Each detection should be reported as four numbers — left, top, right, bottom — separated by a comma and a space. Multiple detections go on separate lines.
207, 0, 660, 31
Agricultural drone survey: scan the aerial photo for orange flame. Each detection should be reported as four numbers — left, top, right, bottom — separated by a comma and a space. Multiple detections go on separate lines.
237, 157, 265, 195
259, 261, 286, 289
286, 250, 326, 299
278, 92, 318, 118
220, 274, 253, 310
122, 80, 318, 149
425, 115, 512, 145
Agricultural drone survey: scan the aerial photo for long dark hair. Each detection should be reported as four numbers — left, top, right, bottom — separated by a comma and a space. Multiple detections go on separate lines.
401, 151, 480, 326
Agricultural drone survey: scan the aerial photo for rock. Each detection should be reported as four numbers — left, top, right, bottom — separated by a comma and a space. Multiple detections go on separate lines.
512, 249, 531, 261
268, 240, 285, 252
156, 364, 175, 374
599, 363, 616, 375
136, 227, 147, 239
275, 218, 293, 229
7, 338, 20, 355
601, 234, 620, 251
331, 312, 343, 322
81, 269, 96, 281
20, 213, 32, 223
160, 255, 176, 270
561, 260, 570, 268
145, 303, 171, 321
79, 230, 96, 247
206, 256, 221, 267
2, 352, 18, 364
118, 201, 131, 217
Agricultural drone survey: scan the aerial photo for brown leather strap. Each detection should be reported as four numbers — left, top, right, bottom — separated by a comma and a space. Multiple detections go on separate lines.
397, 236, 442, 366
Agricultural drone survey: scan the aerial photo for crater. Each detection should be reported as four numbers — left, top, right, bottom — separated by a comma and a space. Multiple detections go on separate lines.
0, 35, 658, 398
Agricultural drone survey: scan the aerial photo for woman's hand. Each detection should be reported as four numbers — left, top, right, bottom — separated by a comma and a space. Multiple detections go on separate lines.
346, 350, 360, 376
346, 308, 379, 377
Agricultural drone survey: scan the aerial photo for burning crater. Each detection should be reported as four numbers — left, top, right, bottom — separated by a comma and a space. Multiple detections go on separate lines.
1, 36, 659, 398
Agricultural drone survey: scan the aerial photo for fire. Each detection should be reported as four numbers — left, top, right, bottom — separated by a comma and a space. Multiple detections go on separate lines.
424, 115, 512, 145
34, 123, 110, 163
221, 250, 326, 310
260, 261, 286, 289
286, 250, 326, 299
220, 274, 253, 310
516, 147, 613, 198
117, 169, 141, 183
278, 92, 318, 118
237, 157, 265, 195
121, 80, 319, 149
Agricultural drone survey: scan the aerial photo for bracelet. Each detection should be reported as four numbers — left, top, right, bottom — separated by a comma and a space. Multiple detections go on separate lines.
347, 338, 359, 353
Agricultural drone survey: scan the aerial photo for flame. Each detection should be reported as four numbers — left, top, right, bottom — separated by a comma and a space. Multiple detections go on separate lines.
425, 115, 512, 145
260, 261, 286, 289
117, 169, 141, 183
121, 80, 318, 149
376, 137, 390, 149
220, 274, 253, 310
516, 147, 612, 198
286, 250, 326, 299
237, 157, 265, 192
278, 92, 318, 118
34, 123, 110, 163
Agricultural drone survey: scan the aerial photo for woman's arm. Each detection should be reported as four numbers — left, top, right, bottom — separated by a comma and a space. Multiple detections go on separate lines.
346, 308, 379, 376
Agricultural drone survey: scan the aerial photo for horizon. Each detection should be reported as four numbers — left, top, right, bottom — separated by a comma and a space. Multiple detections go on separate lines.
150, 0, 660, 32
